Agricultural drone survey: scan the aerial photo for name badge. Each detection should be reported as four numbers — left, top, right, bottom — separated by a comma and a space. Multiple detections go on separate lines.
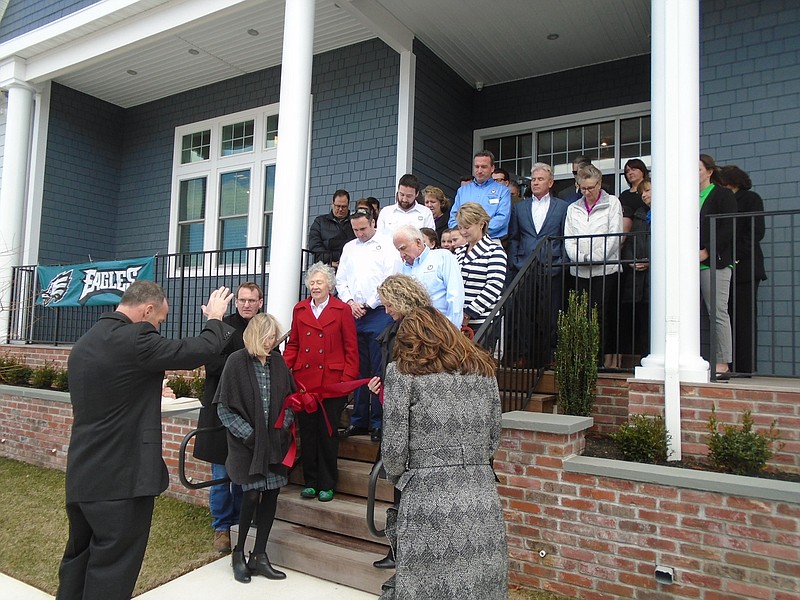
489, 196, 500, 205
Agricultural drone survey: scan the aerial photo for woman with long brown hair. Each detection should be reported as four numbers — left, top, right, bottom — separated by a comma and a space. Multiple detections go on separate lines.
379, 306, 507, 599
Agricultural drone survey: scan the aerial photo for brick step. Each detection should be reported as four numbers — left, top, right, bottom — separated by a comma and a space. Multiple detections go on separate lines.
290, 458, 395, 503
234, 518, 390, 596
277, 484, 391, 546
501, 391, 556, 413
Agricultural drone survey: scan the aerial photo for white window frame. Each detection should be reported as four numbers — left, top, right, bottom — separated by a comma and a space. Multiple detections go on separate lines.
473, 102, 651, 195
168, 103, 282, 275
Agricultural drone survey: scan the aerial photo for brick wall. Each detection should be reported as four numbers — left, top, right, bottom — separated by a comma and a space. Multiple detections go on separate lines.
0, 385, 211, 506
496, 414, 800, 600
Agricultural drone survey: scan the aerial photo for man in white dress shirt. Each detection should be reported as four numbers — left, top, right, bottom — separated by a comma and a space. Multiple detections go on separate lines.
376, 174, 435, 236
336, 209, 403, 441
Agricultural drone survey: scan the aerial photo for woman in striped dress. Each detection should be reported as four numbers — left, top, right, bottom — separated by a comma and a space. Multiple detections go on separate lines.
454, 202, 507, 334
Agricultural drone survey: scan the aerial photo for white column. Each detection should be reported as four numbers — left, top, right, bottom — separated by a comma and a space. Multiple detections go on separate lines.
395, 50, 415, 181
266, 0, 315, 331
637, 0, 708, 385
0, 81, 35, 343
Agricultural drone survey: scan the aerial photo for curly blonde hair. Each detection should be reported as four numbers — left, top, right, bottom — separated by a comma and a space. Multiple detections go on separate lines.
378, 275, 431, 317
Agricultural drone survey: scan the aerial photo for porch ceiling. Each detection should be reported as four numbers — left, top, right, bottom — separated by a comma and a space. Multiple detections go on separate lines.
3, 0, 651, 108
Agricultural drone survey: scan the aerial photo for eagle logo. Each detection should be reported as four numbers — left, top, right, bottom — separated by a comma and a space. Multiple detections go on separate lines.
40, 270, 73, 307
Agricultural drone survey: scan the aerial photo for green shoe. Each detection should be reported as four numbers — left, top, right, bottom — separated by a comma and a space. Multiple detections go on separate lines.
318, 489, 334, 502
300, 487, 317, 498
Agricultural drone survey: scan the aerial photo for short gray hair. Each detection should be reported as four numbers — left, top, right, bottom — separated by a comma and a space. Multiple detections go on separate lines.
531, 162, 554, 180
393, 224, 424, 244
576, 164, 603, 185
305, 261, 336, 291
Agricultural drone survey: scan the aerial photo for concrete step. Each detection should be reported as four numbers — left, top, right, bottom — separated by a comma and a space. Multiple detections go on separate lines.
290, 458, 395, 503
236, 519, 390, 596
277, 484, 391, 546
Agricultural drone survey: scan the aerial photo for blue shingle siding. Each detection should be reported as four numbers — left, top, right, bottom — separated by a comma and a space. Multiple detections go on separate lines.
411, 40, 475, 201
308, 39, 398, 215
701, 0, 800, 375
0, 0, 101, 42
473, 55, 651, 132
39, 83, 123, 264
39, 39, 398, 260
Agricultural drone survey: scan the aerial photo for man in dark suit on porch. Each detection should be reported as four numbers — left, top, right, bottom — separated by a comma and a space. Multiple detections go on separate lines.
508, 162, 568, 365
56, 281, 234, 600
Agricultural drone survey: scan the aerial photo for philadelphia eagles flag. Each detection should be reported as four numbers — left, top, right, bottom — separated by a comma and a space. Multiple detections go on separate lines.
36, 257, 156, 307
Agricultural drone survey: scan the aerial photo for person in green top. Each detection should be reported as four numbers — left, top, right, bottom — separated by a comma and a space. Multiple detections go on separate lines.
699, 154, 738, 378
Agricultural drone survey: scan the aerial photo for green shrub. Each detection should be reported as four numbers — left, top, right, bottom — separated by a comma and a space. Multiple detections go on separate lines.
555, 289, 600, 416
30, 363, 60, 389
0, 355, 33, 386
166, 375, 192, 398
706, 407, 781, 476
189, 372, 205, 399
610, 414, 672, 463
52, 369, 69, 392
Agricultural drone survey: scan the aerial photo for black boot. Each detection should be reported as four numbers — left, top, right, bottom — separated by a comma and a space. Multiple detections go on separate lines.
247, 552, 287, 580
373, 547, 396, 569
232, 548, 251, 583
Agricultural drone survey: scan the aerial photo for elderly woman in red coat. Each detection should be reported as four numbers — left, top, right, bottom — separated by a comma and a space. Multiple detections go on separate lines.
284, 262, 359, 502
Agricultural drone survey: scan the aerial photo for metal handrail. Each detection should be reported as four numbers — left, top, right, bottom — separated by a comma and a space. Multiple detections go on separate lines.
178, 425, 231, 489
366, 456, 386, 538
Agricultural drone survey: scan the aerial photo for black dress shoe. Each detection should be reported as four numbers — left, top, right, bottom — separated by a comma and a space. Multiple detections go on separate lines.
373, 551, 395, 569
370, 428, 382, 442
343, 425, 370, 437
247, 552, 287, 580
231, 549, 251, 583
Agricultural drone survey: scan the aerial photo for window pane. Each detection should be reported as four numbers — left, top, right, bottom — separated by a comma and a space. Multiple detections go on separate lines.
641, 116, 651, 143
583, 125, 598, 148
264, 164, 276, 213
181, 130, 211, 163
221, 120, 254, 156
500, 136, 517, 160
219, 170, 251, 217
484, 138, 500, 160
552, 129, 567, 154
620, 117, 640, 145
264, 213, 273, 261
178, 178, 206, 221
567, 127, 583, 152
219, 217, 248, 250
599, 121, 615, 147
519, 133, 532, 158
537, 131, 552, 154
178, 222, 204, 254
266, 114, 279, 149
518, 157, 532, 177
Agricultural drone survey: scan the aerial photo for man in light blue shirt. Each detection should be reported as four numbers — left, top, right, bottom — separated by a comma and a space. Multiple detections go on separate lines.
449, 150, 512, 239
393, 225, 464, 328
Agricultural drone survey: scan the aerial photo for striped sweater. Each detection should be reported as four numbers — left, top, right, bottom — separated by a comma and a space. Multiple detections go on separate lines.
455, 235, 507, 326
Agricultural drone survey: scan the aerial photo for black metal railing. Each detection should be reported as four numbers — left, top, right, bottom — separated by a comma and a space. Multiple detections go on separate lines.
8, 246, 315, 344
707, 209, 799, 379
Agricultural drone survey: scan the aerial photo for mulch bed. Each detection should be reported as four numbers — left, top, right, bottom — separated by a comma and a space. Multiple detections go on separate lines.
583, 434, 800, 484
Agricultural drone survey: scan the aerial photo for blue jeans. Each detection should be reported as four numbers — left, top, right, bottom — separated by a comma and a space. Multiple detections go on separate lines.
351, 307, 393, 431
209, 463, 242, 531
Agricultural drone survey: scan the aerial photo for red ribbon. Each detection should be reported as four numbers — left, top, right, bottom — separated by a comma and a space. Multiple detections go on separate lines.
276, 378, 372, 467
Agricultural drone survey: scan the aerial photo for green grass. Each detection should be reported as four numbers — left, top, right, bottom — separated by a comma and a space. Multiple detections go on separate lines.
1, 456, 568, 599
0, 457, 219, 596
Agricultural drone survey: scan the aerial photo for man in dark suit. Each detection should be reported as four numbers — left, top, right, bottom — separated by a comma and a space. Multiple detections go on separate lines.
508, 163, 569, 365
56, 281, 234, 600
559, 155, 592, 204
193, 281, 262, 553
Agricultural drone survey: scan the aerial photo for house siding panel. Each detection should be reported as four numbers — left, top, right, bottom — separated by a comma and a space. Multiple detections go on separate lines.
411, 40, 474, 200
39, 83, 122, 264
0, 0, 101, 42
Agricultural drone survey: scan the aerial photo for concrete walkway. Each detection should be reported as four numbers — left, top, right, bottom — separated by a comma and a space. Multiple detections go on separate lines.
1, 558, 379, 599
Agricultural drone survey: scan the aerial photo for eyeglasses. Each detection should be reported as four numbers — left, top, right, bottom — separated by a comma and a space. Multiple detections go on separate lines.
579, 182, 600, 193
236, 298, 260, 305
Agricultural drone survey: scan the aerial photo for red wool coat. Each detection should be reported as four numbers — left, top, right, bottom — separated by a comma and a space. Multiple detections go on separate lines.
283, 295, 359, 390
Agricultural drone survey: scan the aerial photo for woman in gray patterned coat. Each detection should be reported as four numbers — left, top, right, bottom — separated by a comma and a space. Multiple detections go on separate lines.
381, 306, 508, 599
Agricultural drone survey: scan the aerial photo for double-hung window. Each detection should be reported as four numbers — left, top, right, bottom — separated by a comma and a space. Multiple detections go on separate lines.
170, 104, 280, 269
